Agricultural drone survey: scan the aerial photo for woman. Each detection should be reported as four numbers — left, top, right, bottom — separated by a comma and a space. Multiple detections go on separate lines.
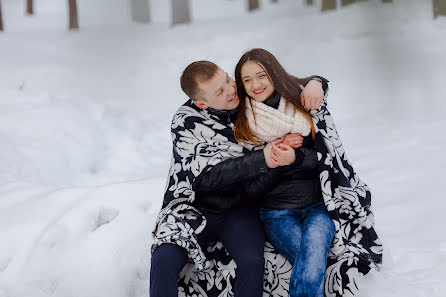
233, 49, 382, 297
234, 48, 334, 297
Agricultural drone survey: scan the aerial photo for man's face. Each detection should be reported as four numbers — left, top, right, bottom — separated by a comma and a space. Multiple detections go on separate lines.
193, 68, 240, 111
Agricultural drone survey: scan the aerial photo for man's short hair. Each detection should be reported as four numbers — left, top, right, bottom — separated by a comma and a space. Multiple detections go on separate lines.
180, 61, 220, 101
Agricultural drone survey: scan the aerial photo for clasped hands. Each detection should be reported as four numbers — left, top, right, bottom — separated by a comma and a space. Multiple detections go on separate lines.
263, 133, 303, 169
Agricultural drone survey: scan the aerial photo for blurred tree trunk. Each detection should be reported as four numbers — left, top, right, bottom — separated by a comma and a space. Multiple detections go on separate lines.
306, 0, 313, 5
248, 0, 259, 11
271, 0, 278, 3
171, 0, 190, 25
68, 0, 79, 30
382, 0, 392, 2
322, 0, 336, 11
0, 0, 3, 31
434, 0, 446, 18
131, 0, 150, 23
26, 0, 33, 14
342, 0, 356, 6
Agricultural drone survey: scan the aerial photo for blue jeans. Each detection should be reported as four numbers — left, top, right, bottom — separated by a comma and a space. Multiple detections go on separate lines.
260, 202, 335, 297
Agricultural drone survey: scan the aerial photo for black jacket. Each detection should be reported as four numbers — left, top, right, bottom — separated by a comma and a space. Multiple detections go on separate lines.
212, 144, 321, 205
193, 142, 321, 212
260, 137, 323, 210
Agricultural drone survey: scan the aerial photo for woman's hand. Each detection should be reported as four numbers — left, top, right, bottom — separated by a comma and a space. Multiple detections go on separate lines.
301, 79, 324, 110
271, 142, 295, 166
280, 133, 303, 148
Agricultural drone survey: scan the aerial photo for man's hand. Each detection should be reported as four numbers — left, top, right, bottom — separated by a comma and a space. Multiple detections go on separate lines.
280, 133, 303, 148
263, 142, 278, 169
301, 79, 324, 111
271, 142, 295, 166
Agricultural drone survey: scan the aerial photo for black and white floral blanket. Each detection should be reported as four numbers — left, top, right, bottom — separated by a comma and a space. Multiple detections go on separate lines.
152, 100, 246, 271
310, 98, 383, 296
152, 98, 382, 296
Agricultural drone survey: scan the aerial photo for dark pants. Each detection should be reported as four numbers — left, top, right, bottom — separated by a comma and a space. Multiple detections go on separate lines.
150, 204, 265, 297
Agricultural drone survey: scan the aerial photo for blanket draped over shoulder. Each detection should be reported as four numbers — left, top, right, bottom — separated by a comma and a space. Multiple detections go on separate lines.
152, 100, 246, 270
310, 98, 383, 296
152, 97, 382, 296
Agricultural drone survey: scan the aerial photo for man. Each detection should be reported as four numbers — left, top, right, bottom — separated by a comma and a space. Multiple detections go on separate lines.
150, 60, 327, 297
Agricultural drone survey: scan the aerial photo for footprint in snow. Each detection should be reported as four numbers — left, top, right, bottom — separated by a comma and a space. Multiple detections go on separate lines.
92, 207, 119, 231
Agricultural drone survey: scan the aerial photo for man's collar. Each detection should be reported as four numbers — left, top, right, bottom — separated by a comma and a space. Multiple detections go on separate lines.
206, 107, 239, 123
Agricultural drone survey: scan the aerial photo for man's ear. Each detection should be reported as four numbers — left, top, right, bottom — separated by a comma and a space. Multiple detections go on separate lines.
193, 100, 208, 109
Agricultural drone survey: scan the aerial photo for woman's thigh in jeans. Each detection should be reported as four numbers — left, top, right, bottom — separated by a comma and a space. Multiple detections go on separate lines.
302, 205, 335, 244
300, 205, 335, 273
260, 208, 304, 264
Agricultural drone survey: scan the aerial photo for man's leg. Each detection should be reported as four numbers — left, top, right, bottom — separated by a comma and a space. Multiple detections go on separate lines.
292, 204, 335, 297
150, 243, 189, 297
219, 205, 265, 297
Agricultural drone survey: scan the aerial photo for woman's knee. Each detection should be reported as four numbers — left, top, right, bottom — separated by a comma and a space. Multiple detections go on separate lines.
323, 215, 335, 239
318, 214, 335, 236
311, 211, 335, 235
303, 215, 335, 254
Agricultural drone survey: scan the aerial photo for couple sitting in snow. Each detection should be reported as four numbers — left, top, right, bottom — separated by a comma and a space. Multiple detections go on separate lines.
150, 48, 382, 297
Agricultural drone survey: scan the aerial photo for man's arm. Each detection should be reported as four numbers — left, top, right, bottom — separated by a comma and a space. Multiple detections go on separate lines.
192, 150, 269, 192
242, 169, 280, 197
301, 75, 329, 110
286, 147, 319, 172
307, 75, 329, 92
193, 144, 318, 194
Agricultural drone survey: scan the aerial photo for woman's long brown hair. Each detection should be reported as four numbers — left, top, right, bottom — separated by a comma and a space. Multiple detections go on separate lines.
234, 48, 315, 144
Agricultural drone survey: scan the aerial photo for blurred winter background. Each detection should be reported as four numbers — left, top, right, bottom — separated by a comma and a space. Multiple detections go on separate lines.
0, 0, 445, 296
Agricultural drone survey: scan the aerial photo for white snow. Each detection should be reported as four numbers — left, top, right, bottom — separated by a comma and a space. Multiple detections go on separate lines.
0, 0, 445, 296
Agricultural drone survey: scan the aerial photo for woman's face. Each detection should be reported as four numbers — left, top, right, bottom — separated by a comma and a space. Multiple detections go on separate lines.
240, 61, 275, 103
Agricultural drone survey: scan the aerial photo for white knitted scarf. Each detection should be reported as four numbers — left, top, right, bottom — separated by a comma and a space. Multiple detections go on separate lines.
245, 97, 312, 142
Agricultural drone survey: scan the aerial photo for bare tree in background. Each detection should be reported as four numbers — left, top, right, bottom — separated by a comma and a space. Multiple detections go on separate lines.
131, 0, 150, 23
322, 0, 336, 11
171, 0, 190, 25
434, 0, 446, 18
306, 0, 313, 5
342, 0, 356, 6
248, 0, 259, 11
0, 0, 3, 31
26, 0, 33, 14
68, 0, 79, 30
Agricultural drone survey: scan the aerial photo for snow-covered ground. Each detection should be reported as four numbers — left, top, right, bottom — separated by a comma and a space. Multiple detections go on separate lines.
0, 0, 445, 296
